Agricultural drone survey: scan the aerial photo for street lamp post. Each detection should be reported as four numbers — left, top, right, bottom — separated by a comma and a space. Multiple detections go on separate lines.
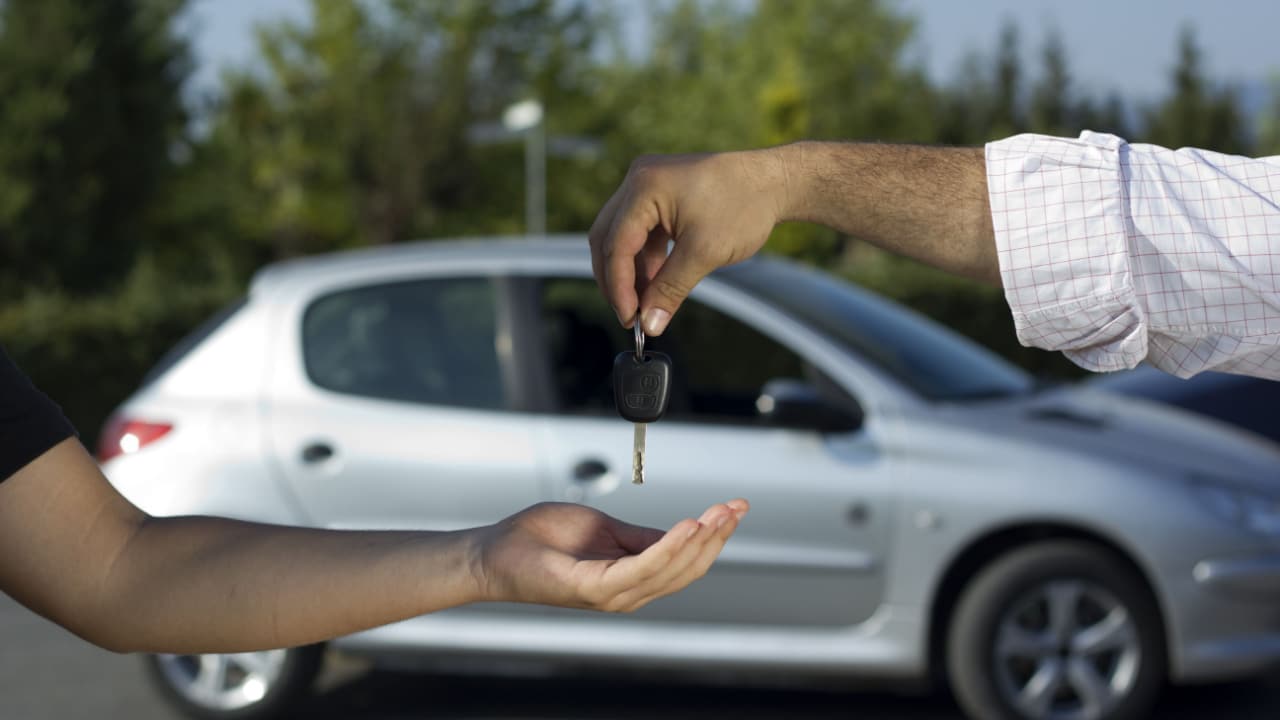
503, 99, 545, 238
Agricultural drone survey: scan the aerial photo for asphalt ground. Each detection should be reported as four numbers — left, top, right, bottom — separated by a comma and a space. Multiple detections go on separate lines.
4, 593, 1279, 719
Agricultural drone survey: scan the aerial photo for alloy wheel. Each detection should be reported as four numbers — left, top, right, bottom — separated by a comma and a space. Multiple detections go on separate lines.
992, 579, 1141, 720
154, 650, 290, 711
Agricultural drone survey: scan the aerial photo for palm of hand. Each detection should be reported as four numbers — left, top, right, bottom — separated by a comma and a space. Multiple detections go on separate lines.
477, 500, 745, 613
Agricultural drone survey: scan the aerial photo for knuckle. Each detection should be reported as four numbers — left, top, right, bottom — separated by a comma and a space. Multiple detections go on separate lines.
651, 276, 692, 303
628, 160, 664, 191
686, 238, 722, 267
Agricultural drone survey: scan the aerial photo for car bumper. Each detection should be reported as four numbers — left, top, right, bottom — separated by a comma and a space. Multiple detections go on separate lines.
1174, 554, 1280, 682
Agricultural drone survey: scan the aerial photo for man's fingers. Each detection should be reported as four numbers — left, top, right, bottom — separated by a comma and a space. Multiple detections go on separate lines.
638, 236, 714, 336
634, 227, 671, 300
602, 201, 662, 327
588, 186, 626, 296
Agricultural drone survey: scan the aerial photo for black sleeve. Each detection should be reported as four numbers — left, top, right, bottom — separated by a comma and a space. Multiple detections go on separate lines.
0, 343, 77, 483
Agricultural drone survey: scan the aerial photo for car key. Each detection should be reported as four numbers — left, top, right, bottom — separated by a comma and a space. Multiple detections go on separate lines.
613, 320, 672, 484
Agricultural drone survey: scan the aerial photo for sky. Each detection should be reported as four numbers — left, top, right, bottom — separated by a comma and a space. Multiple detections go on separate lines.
187, 0, 1280, 107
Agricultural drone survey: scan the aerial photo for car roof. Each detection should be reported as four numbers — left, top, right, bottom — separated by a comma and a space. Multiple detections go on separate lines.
247, 234, 780, 300
249, 235, 593, 295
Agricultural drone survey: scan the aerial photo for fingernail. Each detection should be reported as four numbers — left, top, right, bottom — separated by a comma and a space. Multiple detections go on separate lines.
617, 309, 634, 328
642, 308, 670, 336
686, 523, 702, 540
714, 514, 729, 530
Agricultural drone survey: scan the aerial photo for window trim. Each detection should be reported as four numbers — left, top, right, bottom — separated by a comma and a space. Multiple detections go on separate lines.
496, 275, 550, 413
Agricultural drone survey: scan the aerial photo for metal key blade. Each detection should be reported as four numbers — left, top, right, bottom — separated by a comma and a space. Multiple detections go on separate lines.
632, 422, 647, 485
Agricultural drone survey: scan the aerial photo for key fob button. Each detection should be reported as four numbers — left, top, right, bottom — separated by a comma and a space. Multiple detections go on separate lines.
612, 351, 672, 423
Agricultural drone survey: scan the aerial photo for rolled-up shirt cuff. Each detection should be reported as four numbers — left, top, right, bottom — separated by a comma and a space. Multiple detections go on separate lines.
985, 131, 1147, 373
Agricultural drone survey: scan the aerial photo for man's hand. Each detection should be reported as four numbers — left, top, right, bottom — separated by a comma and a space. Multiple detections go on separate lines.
588, 151, 788, 336
588, 143, 998, 336
473, 499, 749, 613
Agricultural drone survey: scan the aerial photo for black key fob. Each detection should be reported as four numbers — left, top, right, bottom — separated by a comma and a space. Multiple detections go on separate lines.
612, 351, 672, 423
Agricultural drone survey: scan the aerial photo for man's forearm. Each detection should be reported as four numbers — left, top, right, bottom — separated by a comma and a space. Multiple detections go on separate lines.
776, 141, 999, 285
94, 516, 480, 653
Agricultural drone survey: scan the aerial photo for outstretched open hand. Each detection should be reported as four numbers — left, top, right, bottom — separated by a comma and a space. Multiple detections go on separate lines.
473, 500, 748, 613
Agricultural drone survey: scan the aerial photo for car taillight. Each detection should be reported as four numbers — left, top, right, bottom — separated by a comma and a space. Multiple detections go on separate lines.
97, 415, 173, 463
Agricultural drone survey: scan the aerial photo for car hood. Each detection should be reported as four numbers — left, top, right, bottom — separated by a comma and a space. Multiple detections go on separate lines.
923, 385, 1280, 489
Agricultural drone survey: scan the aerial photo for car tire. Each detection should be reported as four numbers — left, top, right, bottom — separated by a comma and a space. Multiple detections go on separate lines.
946, 540, 1166, 720
142, 644, 324, 720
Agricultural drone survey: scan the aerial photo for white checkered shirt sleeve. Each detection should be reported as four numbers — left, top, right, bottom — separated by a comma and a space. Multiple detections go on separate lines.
986, 131, 1280, 380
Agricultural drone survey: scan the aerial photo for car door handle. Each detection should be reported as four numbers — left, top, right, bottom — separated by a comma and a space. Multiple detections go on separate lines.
300, 442, 335, 464
572, 459, 609, 482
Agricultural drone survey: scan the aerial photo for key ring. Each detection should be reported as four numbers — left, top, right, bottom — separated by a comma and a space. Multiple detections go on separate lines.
634, 315, 645, 361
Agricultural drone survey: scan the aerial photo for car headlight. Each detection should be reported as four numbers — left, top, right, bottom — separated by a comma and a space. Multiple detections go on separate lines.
1195, 481, 1280, 536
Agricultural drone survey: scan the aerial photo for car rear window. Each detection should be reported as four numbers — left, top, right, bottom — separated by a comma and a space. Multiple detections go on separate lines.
302, 277, 507, 410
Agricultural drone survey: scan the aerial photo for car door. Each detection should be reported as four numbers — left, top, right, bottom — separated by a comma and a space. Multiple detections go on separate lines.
265, 273, 545, 533
527, 276, 895, 628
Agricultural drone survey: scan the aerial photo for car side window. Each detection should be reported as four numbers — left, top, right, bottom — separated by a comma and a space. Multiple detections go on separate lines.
303, 277, 506, 410
540, 278, 820, 423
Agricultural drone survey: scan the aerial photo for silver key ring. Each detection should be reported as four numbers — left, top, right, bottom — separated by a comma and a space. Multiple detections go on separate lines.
634, 316, 645, 360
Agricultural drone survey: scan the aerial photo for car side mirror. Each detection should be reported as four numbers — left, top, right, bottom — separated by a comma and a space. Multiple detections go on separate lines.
756, 379, 863, 433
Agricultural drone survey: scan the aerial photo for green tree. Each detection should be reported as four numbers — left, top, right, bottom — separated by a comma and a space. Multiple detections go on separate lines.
1257, 75, 1280, 156
1144, 27, 1249, 153
1029, 29, 1070, 135
989, 21, 1024, 137
202, 0, 598, 260
0, 0, 190, 299
935, 20, 1030, 145
1075, 92, 1132, 139
579, 0, 935, 264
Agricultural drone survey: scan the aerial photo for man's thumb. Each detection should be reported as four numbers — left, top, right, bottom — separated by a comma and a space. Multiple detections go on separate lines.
639, 241, 710, 336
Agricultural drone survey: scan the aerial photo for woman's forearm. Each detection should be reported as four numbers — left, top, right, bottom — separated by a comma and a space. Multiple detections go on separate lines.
94, 516, 481, 653
0, 439, 745, 654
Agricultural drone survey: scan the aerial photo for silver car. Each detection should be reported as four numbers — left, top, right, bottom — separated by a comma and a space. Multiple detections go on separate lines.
99, 237, 1280, 720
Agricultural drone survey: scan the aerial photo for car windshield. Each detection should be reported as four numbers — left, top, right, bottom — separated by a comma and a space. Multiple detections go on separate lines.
719, 258, 1033, 401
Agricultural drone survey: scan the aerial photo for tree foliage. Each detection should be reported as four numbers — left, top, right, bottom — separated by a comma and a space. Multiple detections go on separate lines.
1143, 27, 1249, 153
0, 0, 190, 298
200, 0, 598, 262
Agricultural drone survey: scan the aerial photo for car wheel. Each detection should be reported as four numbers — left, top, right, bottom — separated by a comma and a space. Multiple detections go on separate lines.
142, 644, 324, 720
946, 541, 1166, 720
